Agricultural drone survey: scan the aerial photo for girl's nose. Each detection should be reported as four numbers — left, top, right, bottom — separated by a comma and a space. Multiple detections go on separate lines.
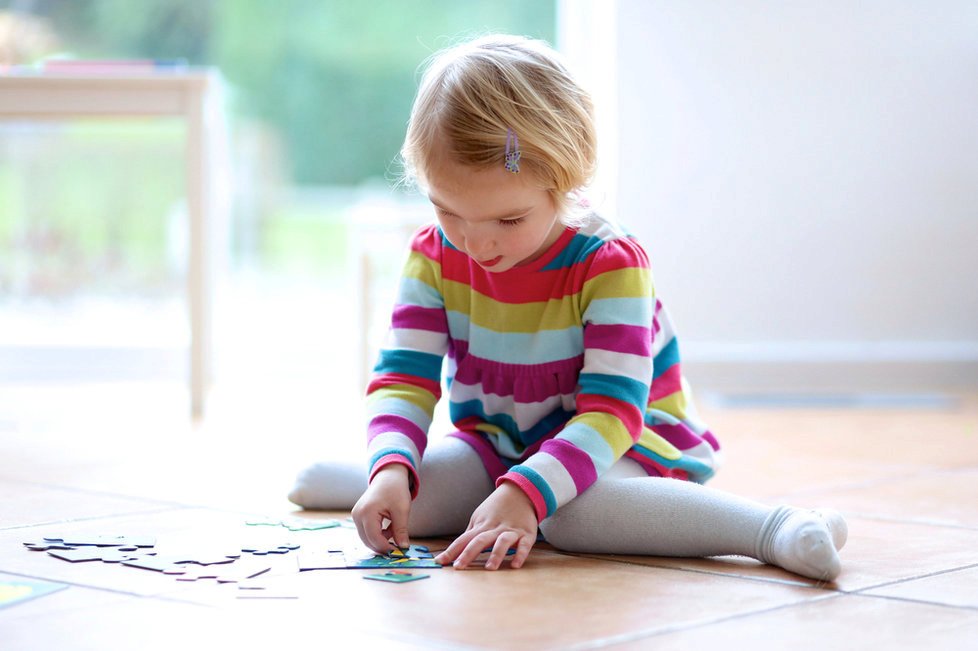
464, 230, 493, 258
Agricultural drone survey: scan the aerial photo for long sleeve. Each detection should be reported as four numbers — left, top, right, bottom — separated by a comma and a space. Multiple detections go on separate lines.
365, 225, 449, 497
497, 237, 654, 521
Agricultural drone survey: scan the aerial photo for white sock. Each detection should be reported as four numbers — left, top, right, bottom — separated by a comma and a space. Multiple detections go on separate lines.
760, 507, 847, 581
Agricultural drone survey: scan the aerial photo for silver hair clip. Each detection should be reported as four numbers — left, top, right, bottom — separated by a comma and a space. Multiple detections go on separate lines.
504, 128, 521, 174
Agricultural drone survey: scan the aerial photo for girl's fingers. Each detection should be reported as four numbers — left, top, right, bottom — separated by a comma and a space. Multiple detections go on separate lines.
435, 529, 475, 566
453, 532, 498, 569
361, 514, 395, 554
484, 532, 519, 571
510, 535, 535, 569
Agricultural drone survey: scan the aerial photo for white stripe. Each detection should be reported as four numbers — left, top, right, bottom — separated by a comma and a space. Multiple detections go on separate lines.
583, 349, 652, 385
525, 452, 579, 508
366, 396, 433, 433
387, 327, 448, 356
368, 431, 421, 467
449, 377, 573, 432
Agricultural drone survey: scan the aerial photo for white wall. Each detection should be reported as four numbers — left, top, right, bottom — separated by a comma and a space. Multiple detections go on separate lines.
606, 0, 978, 392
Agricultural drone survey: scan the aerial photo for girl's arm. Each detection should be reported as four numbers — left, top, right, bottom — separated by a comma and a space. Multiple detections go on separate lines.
358, 226, 449, 550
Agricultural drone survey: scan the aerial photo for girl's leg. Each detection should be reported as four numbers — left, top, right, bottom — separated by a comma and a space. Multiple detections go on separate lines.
408, 436, 495, 536
539, 458, 848, 581
288, 437, 493, 537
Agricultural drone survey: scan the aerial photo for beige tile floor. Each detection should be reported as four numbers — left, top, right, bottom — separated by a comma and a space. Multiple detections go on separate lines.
1, 384, 976, 650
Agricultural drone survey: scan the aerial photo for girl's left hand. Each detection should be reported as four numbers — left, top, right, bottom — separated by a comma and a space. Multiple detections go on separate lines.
435, 481, 538, 570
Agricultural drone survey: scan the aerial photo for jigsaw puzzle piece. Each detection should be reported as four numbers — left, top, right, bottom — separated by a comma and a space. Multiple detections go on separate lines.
241, 542, 300, 555
47, 548, 146, 563
23, 540, 77, 552
122, 556, 189, 573
43, 534, 155, 548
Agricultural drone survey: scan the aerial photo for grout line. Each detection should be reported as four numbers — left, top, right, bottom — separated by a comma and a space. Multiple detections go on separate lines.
842, 562, 978, 596
846, 590, 978, 613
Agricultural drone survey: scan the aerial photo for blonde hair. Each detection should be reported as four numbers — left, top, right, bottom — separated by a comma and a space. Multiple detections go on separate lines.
401, 34, 596, 222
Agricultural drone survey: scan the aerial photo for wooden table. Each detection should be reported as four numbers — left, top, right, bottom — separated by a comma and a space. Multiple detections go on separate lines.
0, 70, 227, 418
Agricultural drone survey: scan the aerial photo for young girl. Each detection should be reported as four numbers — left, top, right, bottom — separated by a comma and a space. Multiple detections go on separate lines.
289, 34, 847, 581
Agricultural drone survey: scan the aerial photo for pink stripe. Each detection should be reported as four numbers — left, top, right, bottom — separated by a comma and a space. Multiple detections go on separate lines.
649, 364, 682, 401
411, 224, 443, 260
539, 440, 597, 494
368, 373, 441, 399
498, 472, 548, 522
391, 305, 448, 333
447, 430, 509, 481
453, 354, 584, 402
624, 450, 689, 481
702, 430, 721, 452
650, 422, 707, 452
586, 324, 651, 356
367, 414, 428, 457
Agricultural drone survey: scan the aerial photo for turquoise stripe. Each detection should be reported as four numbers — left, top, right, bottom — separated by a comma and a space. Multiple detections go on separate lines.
652, 337, 679, 380
541, 233, 605, 271
510, 465, 557, 517
369, 447, 417, 471
374, 348, 444, 382
585, 297, 652, 327
397, 277, 443, 310
579, 372, 649, 409
629, 445, 715, 483
466, 322, 583, 365
449, 399, 575, 449
445, 310, 470, 339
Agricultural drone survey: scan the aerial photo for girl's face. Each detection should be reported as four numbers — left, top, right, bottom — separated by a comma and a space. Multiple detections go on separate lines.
425, 142, 565, 273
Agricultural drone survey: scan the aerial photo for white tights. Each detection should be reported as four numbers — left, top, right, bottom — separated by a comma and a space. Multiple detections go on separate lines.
288, 437, 847, 580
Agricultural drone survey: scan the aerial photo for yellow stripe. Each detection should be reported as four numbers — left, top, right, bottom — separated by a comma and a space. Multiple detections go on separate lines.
647, 390, 690, 421
570, 411, 634, 457
636, 427, 683, 460
368, 384, 438, 414
402, 250, 442, 287
442, 278, 472, 315
443, 280, 584, 333
582, 267, 651, 302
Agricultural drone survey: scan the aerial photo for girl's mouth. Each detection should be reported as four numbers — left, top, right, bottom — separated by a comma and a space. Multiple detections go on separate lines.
478, 256, 503, 267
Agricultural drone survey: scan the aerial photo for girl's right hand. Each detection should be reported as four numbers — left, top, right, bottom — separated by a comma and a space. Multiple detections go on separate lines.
351, 464, 412, 553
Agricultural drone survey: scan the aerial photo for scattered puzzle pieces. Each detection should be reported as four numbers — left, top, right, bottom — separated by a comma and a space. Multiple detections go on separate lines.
241, 542, 301, 555
245, 517, 341, 531
47, 547, 147, 564
175, 561, 271, 584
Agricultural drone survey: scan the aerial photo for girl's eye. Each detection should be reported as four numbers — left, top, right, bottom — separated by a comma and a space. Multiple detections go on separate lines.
499, 218, 524, 227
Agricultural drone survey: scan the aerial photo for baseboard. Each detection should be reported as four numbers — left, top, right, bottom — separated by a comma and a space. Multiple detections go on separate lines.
682, 340, 978, 394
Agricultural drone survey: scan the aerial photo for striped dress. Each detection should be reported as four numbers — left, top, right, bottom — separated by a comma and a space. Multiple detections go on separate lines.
366, 214, 721, 523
